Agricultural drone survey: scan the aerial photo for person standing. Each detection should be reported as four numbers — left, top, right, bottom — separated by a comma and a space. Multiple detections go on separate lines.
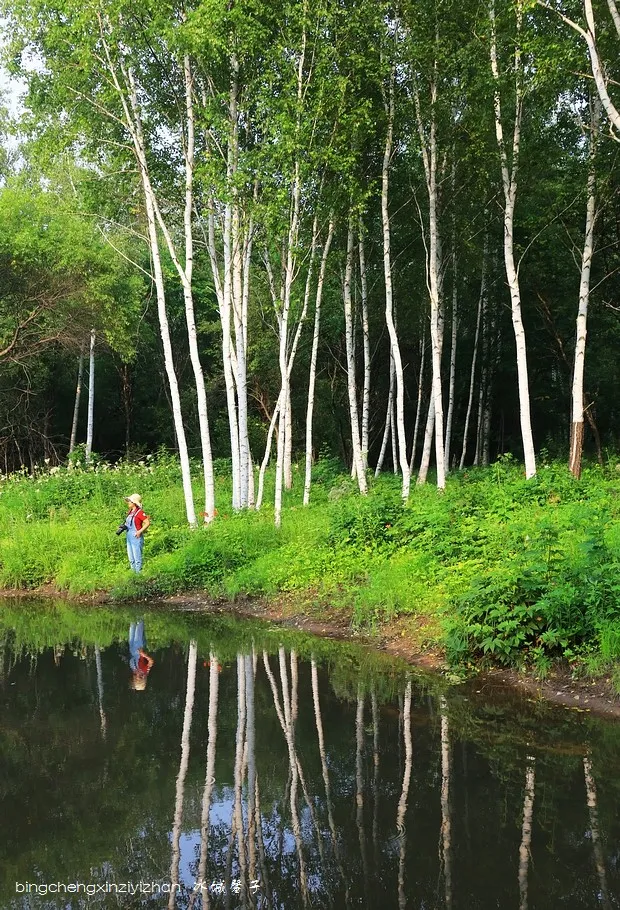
124, 493, 150, 572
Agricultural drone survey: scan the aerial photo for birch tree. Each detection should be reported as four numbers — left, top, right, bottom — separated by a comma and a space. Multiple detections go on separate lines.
489, 0, 536, 478
570, 93, 601, 479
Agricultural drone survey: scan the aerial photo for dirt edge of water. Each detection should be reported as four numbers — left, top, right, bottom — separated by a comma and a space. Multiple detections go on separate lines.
3, 583, 620, 718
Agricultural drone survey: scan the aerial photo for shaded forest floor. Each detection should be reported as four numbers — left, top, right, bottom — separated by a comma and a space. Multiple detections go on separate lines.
1, 452, 620, 710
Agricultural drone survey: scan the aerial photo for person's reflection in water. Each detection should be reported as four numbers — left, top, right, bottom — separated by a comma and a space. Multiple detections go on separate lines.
128, 620, 154, 691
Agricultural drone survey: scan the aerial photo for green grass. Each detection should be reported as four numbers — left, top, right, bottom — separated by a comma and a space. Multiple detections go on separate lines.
1, 451, 620, 676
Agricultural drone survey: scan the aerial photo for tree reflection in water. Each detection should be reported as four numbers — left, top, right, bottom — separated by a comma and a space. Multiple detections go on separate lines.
1, 617, 619, 910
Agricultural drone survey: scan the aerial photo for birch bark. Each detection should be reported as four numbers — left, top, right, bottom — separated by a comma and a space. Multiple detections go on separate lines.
303, 219, 334, 505
85, 328, 95, 463
359, 219, 371, 471
382, 71, 411, 498
344, 216, 367, 493
490, 0, 536, 478
97, 25, 197, 525
413, 63, 446, 489
570, 94, 601, 479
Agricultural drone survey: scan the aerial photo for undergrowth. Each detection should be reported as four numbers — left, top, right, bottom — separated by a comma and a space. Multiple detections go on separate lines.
1, 452, 619, 676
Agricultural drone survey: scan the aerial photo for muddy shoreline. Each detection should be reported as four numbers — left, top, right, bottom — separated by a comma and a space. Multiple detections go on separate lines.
2, 584, 619, 719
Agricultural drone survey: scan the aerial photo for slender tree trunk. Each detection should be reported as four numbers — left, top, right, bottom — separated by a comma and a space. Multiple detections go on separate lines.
154, 54, 215, 521
444, 232, 458, 471
359, 219, 371, 470
382, 71, 411, 498
417, 396, 436, 484
85, 328, 95, 463
256, 394, 281, 511
570, 95, 601, 479
490, 0, 536, 478
460, 240, 487, 469
110, 52, 197, 526
344, 216, 367, 493
69, 347, 84, 455
356, 687, 369, 898
414, 73, 446, 487
303, 219, 334, 505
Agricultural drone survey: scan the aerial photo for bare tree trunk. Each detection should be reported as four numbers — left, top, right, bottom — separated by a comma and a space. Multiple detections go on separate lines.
303, 219, 334, 505
444, 236, 458, 472
460, 240, 487, 469
344, 216, 368, 493
85, 328, 95, 463
382, 70, 411, 498
359, 219, 371, 470
256, 393, 281, 511
490, 0, 536, 478
105, 47, 198, 526
570, 94, 601, 479
168, 641, 198, 909
69, 347, 84, 454
417, 396, 436, 484
153, 54, 215, 521
413, 58, 446, 490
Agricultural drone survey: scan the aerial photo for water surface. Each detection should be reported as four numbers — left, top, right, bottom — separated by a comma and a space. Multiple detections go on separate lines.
0, 599, 618, 908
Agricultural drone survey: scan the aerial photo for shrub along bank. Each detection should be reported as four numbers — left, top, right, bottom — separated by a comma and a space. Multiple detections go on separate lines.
0, 452, 619, 681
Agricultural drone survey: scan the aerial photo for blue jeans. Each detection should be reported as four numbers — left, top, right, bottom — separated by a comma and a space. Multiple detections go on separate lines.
129, 620, 145, 671
127, 533, 144, 572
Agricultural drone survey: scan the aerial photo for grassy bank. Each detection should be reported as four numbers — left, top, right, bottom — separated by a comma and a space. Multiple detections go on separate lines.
1, 452, 619, 682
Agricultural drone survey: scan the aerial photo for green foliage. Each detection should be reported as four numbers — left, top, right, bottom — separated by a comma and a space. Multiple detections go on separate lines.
1, 456, 620, 680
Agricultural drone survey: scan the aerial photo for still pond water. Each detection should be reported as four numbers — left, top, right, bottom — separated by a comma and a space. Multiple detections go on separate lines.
0, 599, 619, 909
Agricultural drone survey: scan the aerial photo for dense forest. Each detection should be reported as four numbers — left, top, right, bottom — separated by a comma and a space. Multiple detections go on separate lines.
0, 0, 618, 524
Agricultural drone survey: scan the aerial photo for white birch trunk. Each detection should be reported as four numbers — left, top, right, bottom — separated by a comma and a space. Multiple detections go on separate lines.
256, 393, 281, 511
460, 239, 487, 469
570, 95, 601, 479
102, 43, 197, 526
303, 219, 334, 505
153, 54, 215, 521
69, 347, 84, 454
344, 216, 367, 493
444, 230, 458, 471
85, 328, 95, 463
382, 72, 411, 498
190, 653, 219, 910
359, 219, 371, 470
417, 390, 436, 484
490, 0, 536, 478
413, 68, 446, 490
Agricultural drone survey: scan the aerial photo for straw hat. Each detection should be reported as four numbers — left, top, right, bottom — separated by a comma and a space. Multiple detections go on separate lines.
125, 493, 142, 507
